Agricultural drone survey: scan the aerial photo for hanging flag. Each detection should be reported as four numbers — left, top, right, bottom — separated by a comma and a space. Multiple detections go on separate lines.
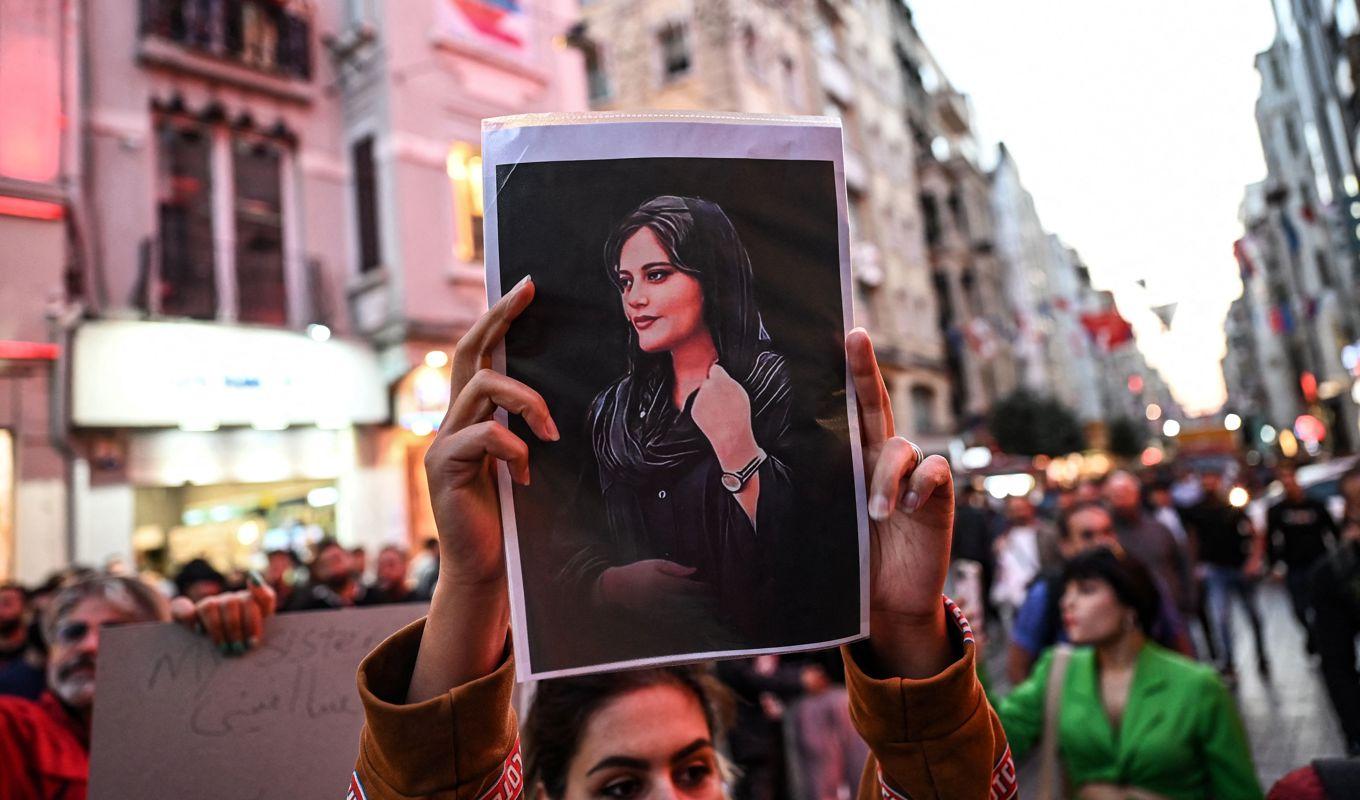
1135, 278, 1147, 289
1151, 303, 1177, 330
1280, 212, 1301, 253
1080, 309, 1134, 351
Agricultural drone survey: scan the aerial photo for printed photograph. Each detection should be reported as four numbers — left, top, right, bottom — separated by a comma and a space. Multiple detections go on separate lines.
490, 144, 866, 678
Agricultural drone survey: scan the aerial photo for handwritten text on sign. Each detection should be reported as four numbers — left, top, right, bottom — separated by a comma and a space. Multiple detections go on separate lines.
89, 603, 426, 800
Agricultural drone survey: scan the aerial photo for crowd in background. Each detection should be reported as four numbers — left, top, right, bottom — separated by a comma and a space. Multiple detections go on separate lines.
2, 460, 1359, 799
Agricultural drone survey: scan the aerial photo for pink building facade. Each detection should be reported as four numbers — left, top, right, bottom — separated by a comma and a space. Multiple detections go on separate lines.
0, 0, 586, 582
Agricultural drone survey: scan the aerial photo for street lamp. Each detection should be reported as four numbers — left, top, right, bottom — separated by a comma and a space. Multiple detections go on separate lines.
1224, 413, 1242, 432
1145, 403, 1162, 421
1162, 419, 1181, 437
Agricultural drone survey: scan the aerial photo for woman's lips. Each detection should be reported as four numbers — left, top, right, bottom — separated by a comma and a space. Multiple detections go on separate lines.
633, 315, 659, 330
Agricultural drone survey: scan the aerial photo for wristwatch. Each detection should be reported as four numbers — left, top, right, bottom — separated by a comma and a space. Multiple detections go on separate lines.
721, 449, 767, 493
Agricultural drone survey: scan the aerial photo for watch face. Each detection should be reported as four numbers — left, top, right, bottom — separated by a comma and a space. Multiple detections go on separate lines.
721, 473, 742, 492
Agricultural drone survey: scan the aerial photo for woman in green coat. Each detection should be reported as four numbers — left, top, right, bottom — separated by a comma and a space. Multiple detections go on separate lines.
996, 541, 1264, 799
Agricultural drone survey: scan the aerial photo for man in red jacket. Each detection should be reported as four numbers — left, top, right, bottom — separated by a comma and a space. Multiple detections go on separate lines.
0, 574, 273, 800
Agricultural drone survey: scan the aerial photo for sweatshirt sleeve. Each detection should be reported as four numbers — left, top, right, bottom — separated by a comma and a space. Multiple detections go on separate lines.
845, 597, 1016, 800
350, 617, 523, 800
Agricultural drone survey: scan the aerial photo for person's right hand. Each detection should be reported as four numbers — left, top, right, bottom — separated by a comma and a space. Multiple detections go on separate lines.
171, 573, 276, 655
597, 559, 708, 611
424, 276, 560, 589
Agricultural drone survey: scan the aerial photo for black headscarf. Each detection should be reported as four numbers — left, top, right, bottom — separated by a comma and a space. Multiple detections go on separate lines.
590, 196, 790, 486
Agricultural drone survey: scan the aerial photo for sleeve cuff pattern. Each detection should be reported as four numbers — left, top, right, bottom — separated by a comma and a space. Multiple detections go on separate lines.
475, 738, 525, 800
874, 743, 1017, 800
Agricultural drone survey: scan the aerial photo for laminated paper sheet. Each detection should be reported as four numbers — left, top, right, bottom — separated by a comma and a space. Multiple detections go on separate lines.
482, 112, 870, 680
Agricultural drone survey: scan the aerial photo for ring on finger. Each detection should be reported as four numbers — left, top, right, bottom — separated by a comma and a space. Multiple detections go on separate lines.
909, 442, 924, 466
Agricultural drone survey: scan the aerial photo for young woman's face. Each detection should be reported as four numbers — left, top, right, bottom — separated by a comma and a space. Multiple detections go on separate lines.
1059, 578, 1127, 646
559, 684, 723, 800
616, 228, 707, 354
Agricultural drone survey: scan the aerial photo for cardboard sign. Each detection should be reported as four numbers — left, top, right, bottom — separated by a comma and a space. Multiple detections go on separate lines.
89, 603, 426, 800
482, 112, 870, 680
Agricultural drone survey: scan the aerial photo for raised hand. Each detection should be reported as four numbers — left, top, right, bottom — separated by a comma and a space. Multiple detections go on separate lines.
846, 328, 955, 679
172, 572, 276, 655
409, 276, 559, 701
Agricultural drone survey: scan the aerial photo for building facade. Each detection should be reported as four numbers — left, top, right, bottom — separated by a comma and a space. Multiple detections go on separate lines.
0, 0, 586, 582
578, 0, 953, 448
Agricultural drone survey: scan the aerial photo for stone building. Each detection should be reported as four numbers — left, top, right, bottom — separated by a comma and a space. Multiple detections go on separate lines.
577, 0, 954, 448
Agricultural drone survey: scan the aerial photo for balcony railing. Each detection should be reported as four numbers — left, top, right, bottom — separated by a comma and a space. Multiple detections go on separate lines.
141, 0, 313, 81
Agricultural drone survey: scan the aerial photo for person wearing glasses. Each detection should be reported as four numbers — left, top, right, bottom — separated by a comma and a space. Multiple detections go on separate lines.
0, 574, 273, 800
1007, 502, 1193, 686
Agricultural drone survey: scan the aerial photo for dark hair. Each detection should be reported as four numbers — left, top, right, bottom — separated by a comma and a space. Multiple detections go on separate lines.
1058, 500, 1111, 541
44, 576, 170, 644
174, 558, 225, 597
0, 582, 25, 603
523, 665, 733, 798
312, 537, 344, 564
1061, 547, 1160, 636
604, 195, 766, 381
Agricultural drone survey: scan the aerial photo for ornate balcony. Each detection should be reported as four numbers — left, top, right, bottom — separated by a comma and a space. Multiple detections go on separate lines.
140, 0, 312, 81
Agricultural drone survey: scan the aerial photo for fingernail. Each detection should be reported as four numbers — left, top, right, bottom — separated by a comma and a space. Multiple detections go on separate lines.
546, 418, 560, 441
218, 643, 231, 656
514, 275, 532, 292
248, 637, 260, 650
869, 495, 889, 521
233, 642, 246, 655
905, 491, 921, 513
247, 570, 264, 587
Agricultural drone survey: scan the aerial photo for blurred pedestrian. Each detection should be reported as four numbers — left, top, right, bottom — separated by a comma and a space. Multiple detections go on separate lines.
995, 548, 1263, 799
411, 537, 440, 600
284, 537, 359, 611
1007, 503, 1192, 686
952, 485, 998, 622
0, 574, 273, 800
0, 583, 44, 700
1310, 467, 1360, 756
1148, 481, 1189, 548
1184, 469, 1269, 680
717, 654, 805, 800
359, 545, 416, 606
786, 662, 869, 800
172, 558, 226, 602
1268, 758, 1360, 798
1105, 471, 1194, 621
1266, 462, 1339, 654
991, 496, 1057, 615
263, 548, 299, 611
350, 546, 369, 584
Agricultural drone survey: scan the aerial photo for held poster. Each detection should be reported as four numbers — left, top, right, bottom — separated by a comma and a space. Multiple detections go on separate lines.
482, 112, 869, 680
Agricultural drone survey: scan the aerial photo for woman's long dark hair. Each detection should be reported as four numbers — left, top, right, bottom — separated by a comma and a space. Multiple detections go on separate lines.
522, 665, 733, 798
603, 196, 768, 382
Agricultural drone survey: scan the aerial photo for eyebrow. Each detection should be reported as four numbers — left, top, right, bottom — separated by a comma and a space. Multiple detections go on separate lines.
617, 261, 677, 273
585, 739, 714, 775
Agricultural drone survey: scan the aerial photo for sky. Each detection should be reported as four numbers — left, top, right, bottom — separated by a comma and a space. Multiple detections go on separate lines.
909, 2, 1280, 417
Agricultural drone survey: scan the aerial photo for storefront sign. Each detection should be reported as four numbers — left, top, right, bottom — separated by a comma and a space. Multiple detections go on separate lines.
71, 320, 387, 429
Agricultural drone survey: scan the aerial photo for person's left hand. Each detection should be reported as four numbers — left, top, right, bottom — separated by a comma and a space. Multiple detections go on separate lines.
847, 328, 955, 678
691, 363, 759, 468
171, 573, 277, 656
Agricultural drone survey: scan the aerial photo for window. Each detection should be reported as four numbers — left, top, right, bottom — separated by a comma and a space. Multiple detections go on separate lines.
910, 385, 938, 435
948, 190, 968, 238
584, 42, 610, 102
447, 143, 484, 262
920, 192, 941, 246
658, 22, 691, 81
155, 120, 217, 320
352, 136, 382, 273
154, 109, 295, 324
141, 0, 312, 80
233, 137, 287, 324
1284, 116, 1302, 155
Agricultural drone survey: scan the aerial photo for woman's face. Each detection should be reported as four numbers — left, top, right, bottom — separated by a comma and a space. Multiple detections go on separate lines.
616, 228, 707, 354
1059, 578, 1127, 645
558, 683, 723, 800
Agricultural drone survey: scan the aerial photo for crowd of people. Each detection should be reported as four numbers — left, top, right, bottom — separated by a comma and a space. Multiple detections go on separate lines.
3, 277, 1360, 799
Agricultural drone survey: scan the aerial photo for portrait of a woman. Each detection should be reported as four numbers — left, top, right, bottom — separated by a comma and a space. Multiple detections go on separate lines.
550, 195, 797, 662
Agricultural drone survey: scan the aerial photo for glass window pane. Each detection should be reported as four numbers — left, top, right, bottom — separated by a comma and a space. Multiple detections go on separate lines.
156, 121, 217, 319
233, 137, 287, 325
